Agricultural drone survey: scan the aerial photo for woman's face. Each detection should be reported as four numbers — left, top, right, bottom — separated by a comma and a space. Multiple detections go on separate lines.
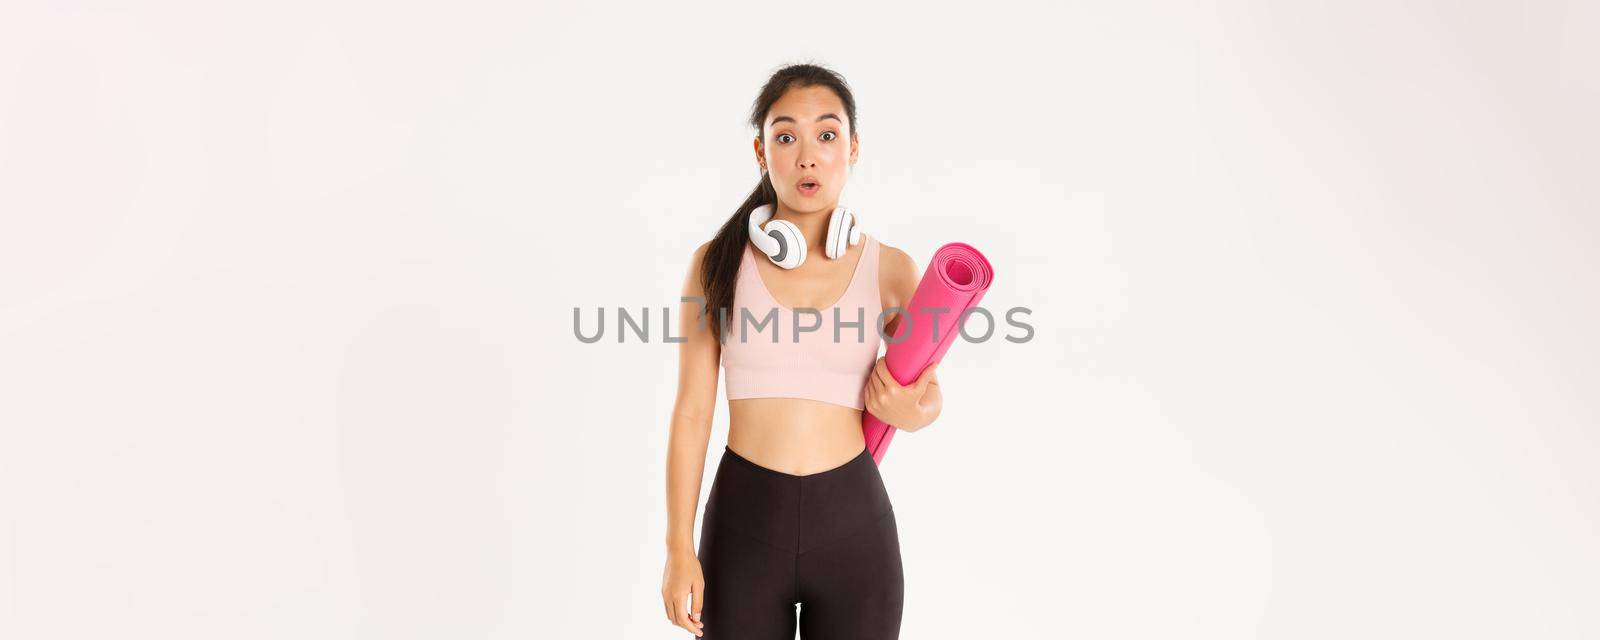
755, 85, 858, 214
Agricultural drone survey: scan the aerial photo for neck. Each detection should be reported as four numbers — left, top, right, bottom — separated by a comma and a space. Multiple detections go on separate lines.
773, 201, 837, 256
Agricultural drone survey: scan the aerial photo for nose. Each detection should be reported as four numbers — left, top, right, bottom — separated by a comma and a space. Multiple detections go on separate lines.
795, 139, 819, 169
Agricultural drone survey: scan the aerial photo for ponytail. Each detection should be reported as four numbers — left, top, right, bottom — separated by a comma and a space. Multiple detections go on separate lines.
700, 176, 776, 340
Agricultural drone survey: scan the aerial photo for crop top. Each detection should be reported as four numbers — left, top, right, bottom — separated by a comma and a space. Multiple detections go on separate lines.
721, 233, 883, 410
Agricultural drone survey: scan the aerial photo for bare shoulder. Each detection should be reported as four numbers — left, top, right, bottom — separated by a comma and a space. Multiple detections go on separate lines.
689, 240, 715, 274
875, 236, 920, 306
683, 240, 712, 293
877, 237, 919, 284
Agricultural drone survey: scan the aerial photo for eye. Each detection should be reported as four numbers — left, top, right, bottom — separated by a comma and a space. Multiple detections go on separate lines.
821, 131, 837, 142
777, 133, 795, 143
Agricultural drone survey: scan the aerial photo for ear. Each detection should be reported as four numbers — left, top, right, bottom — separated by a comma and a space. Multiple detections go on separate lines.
850, 133, 859, 165
753, 136, 765, 168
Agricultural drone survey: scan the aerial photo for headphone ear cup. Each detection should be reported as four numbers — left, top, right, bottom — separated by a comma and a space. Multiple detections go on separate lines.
825, 208, 844, 260
764, 219, 807, 269
827, 208, 858, 259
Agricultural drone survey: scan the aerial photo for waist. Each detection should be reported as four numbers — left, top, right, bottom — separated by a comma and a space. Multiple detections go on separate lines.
703, 443, 892, 554
728, 398, 866, 475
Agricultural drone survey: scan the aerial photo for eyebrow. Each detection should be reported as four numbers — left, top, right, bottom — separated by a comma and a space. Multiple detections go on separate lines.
769, 113, 843, 127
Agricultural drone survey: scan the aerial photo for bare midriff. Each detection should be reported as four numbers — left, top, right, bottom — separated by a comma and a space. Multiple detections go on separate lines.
727, 397, 868, 476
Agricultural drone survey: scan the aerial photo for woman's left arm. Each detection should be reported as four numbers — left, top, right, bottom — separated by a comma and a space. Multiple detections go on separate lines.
864, 357, 942, 432
865, 242, 945, 432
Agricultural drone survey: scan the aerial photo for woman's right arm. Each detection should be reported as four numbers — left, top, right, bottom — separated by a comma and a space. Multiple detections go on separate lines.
662, 241, 719, 637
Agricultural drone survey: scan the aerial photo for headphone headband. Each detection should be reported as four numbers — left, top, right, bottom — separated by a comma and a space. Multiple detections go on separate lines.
747, 203, 861, 269
747, 204, 779, 255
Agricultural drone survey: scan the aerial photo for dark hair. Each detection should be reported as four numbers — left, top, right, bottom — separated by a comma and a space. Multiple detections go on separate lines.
700, 62, 859, 339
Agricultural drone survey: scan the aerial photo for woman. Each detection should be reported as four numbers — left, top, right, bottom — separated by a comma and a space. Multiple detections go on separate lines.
661, 63, 944, 639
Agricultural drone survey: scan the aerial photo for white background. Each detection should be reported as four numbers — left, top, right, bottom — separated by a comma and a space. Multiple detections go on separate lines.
2, 1, 1597, 638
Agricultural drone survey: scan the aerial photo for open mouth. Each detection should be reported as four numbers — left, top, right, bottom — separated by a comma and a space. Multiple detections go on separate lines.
797, 179, 820, 195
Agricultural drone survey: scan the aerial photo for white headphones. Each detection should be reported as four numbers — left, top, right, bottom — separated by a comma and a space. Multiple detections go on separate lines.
747, 203, 863, 270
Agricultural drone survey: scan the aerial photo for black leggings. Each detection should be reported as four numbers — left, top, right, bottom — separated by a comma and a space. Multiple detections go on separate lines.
697, 444, 904, 639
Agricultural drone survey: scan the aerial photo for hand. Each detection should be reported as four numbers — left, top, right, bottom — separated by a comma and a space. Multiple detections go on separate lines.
661, 551, 705, 637
863, 356, 940, 431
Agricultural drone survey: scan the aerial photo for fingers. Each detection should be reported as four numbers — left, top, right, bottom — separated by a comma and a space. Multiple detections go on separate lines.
664, 558, 707, 636
691, 581, 705, 632
865, 368, 884, 409
867, 381, 892, 421
873, 357, 896, 389
914, 361, 939, 389
671, 591, 702, 637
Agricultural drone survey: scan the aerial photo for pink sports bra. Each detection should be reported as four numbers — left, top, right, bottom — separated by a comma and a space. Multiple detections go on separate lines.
721, 234, 883, 410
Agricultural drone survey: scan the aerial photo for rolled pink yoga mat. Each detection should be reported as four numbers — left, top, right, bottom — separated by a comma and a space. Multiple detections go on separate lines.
863, 242, 994, 465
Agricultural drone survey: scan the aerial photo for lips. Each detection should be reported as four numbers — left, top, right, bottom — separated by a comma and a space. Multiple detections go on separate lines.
797, 177, 821, 195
